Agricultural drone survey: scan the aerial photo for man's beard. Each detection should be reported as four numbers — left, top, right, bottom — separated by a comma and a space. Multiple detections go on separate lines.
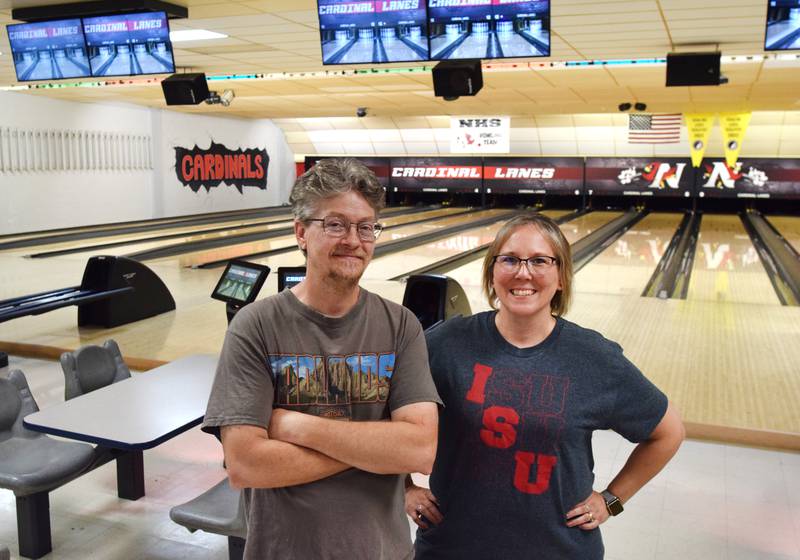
325, 259, 365, 290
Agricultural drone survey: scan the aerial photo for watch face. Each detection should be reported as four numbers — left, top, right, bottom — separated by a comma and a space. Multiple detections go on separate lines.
607, 499, 624, 516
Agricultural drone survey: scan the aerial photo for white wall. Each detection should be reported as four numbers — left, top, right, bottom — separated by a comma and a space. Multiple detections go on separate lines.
0, 92, 154, 234
0, 91, 295, 235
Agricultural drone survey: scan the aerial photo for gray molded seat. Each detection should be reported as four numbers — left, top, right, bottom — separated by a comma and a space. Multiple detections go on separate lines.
60, 339, 130, 400
0, 370, 95, 559
0, 370, 95, 495
170, 478, 246, 560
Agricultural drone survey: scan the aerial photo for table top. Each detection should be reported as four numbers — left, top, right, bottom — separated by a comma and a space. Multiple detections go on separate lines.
24, 354, 218, 450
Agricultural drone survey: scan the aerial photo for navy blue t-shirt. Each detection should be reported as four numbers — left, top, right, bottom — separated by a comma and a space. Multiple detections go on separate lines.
415, 312, 668, 560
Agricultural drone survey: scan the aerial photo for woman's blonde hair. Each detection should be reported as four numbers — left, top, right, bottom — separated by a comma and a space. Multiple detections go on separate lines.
481, 213, 573, 316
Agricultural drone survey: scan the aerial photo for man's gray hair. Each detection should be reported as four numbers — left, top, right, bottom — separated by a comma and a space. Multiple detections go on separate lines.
290, 158, 385, 221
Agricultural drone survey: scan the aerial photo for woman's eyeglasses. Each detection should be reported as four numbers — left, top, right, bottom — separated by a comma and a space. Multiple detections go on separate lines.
493, 255, 558, 275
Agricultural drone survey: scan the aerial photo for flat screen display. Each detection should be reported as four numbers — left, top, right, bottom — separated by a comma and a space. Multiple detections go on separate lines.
211, 260, 270, 305
278, 267, 307, 292
585, 157, 695, 197
483, 157, 583, 195
318, 0, 429, 64
390, 157, 483, 193
7, 19, 90, 81
428, 0, 550, 60
765, 0, 800, 51
696, 158, 800, 199
84, 11, 175, 77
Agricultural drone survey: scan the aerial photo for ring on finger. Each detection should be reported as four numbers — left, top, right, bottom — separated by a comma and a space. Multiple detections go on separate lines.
588, 511, 594, 522
417, 504, 424, 512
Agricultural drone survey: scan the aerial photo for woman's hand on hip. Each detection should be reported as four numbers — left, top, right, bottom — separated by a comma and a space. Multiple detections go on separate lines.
405, 484, 443, 529
566, 491, 609, 530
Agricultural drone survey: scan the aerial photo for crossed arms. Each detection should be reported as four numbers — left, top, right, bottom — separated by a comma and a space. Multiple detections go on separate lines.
222, 402, 438, 489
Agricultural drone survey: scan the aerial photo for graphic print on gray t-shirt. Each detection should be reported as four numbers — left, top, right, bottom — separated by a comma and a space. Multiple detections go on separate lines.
202, 288, 441, 560
269, 349, 395, 418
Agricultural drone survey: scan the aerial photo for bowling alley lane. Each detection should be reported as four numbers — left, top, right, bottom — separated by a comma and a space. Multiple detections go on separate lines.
687, 214, 780, 305
557, 210, 624, 244
162, 206, 482, 268
574, 213, 684, 296
765, 215, 800, 253
0, 207, 285, 246
362, 208, 587, 282
6, 214, 295, 257
24, 216, 297, 260
37, 206, 459, 262
9, 205, 422, 257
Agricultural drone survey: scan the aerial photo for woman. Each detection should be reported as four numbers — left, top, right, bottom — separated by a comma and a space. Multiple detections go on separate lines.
405, 213, 684, 559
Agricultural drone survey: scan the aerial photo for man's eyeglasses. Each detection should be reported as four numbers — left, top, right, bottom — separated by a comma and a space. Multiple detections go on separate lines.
493, 255, 558, 275
306, 216, 383, 241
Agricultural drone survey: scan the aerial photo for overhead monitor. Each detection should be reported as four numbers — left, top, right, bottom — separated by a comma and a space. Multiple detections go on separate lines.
428, 0, 550, 61
584, 157, 695, 198
765, 0, 800, 51
277, 267, 307, 292
483, 157, 584, 196
211, 260, 270, 306
317, 0, 429, 64
83, 11, 175, 77
7, 19, 91, 81
696, 158, 800, 199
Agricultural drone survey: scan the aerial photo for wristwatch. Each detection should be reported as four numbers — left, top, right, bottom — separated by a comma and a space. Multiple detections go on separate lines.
601, 490, 624, 516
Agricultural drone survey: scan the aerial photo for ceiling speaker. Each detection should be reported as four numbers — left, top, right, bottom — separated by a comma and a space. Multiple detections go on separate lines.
161, 73, 210, 105
432, 60, 483, 100
666, 53, 722, 87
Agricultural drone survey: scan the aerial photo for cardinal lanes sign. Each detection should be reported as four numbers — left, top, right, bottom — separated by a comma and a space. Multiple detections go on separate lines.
175, 141, 269, 193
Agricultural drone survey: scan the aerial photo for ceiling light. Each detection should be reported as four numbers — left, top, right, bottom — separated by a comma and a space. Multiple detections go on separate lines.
170, 29, 228, 43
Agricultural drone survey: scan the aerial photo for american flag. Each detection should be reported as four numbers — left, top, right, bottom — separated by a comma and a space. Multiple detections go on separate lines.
628, 113, 682, 144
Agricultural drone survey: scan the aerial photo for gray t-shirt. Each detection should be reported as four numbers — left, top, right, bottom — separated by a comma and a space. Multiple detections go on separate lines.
415, 312, 668, 560
203, 288, 441, 560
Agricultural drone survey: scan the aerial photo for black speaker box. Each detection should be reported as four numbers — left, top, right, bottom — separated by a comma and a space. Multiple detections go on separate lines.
432, 60, 483, 99
666, 53, 721, 86
161, 73, 210, 105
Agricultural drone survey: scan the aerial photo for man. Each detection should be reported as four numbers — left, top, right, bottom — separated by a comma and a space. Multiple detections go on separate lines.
203, 158, 441, 560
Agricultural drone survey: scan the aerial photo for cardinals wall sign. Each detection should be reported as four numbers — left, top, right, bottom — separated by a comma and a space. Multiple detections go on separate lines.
175, 141, 269, 193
